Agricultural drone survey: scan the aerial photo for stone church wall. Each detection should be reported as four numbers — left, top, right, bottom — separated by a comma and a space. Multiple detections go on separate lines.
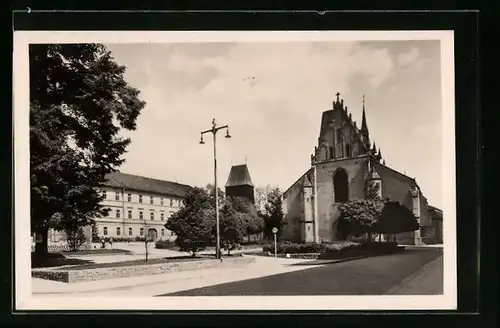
374, 163, 431, 244
282, 174, 306, 242
315, 158, 367, 242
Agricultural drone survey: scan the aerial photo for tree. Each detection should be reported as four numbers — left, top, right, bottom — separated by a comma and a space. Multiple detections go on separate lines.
205, 183, 225, 209
165, 187, 214, 257
372, 201, 420, 242
219, 201, 247, 255
65, 227, 87, 252
30, 44, 145, 257
91, 223, 99, 243
261, 188, 284, 240
226, 196, 265, 242
338, 199, 384, 242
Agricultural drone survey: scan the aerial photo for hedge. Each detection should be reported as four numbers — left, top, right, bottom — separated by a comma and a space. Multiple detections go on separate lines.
261, 241, 400, 255
155, 240, 177, 249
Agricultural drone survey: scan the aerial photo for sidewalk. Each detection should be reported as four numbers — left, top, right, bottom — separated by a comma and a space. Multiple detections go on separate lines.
385, 255, 443, 295
32, 255, 317, 297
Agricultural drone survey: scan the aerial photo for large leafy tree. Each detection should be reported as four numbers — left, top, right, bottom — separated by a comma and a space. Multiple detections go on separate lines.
261, 188, 284, 240
226, 196, 264, 241
219, 201, 247, 255
165, 187, 214, 257
30, 44, 145, 256
338, 199, 385, 242
372, 201, 419, 241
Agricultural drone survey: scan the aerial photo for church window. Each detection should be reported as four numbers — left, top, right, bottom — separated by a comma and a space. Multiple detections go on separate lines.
319, 146, 327, 161
336, 129, 343, 144
334, 168, 349, 203
329, 147, 334, 159
345, 144, 352, 157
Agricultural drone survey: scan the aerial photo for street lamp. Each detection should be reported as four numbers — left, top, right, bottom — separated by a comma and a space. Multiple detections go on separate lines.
199, 118, 231, 259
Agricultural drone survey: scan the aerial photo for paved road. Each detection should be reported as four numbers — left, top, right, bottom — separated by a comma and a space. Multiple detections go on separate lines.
158, 248, 442, 296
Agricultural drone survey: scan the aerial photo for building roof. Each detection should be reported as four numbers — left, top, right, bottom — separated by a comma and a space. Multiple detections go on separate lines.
102, 171, 192, 197
225, 164, 254, 187
428, 205, 443, 220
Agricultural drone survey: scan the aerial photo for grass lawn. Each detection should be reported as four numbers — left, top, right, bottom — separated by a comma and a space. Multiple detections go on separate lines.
57, 253, 244, 271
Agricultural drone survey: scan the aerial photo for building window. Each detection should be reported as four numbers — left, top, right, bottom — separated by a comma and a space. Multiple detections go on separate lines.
150, 212, 154, 220
117, 227, 121, 236
103, 191, 107, 199
170, 199, 173, 207
139, 211, 143, 220
150, 196, 154, 204
127, 193, 131, 202
161, 198, 164, 206
161, 213, 164, 221
333, 168, 349, 203
115, 192, 120, 201
140, 228, 144, 236
116, 209, 121, 219
128, 227, 133, 236
103, 227, 108, 236
161, 229, 165, 236
329, 147, 334, 159
128, 210, 132, 219
139, 195, 143, 203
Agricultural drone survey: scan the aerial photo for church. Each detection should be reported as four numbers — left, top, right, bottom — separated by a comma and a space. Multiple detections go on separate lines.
282, 93, 440, 245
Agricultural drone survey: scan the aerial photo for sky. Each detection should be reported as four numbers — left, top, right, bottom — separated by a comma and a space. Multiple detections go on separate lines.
105, 40, 443, 208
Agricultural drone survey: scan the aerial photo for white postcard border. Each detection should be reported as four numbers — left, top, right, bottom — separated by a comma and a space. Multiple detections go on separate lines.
14, 30, 457, 311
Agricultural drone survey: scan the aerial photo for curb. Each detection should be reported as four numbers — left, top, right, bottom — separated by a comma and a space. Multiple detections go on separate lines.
384, 256, 443, 295
290, 255, 371, 266
32, 271, 217, 295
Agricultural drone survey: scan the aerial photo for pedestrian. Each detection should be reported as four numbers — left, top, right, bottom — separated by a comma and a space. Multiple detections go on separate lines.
109, 237, 113, 248
100, 237, 105, 249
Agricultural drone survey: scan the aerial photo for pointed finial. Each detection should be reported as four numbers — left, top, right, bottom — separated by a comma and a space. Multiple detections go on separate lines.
212, 118, 216, 128
363, 94, 366, 107
336, 92, 340, 103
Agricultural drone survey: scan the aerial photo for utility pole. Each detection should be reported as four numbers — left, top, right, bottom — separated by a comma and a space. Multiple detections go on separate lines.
199, 118, 231, 259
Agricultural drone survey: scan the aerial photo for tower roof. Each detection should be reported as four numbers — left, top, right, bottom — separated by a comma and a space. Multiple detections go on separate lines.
225, 164, 254, 187
360, 94, 370, 146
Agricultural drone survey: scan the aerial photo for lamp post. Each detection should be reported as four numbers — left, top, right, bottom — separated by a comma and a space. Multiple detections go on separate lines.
199, 118, 231, 259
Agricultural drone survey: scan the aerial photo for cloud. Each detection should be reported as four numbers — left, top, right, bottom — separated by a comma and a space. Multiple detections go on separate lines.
104, 41, 446, 207
397, 47, 420, 66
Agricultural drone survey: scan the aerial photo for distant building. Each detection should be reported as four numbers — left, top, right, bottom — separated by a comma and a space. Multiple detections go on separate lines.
225, 164, 255, 203
47, 171, 191, 245
282, 93, 440, 245
423, 205, 443, 244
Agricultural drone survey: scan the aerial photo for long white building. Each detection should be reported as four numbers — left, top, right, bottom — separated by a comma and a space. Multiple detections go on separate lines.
48, 171, 192, 244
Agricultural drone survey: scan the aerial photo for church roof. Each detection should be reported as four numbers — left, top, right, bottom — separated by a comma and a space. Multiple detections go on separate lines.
225, 164, 254, 187
103, 171, 192, 197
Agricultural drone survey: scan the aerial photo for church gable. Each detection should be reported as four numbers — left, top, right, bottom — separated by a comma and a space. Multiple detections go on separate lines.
313, 93, 373, 163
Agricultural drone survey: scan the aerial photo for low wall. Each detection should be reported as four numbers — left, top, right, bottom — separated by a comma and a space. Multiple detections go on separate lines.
33, 256, 255, 284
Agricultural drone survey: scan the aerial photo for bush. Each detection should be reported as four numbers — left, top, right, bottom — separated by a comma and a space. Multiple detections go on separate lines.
263, 242, 327, 254
155, 240, 177, 249
108, 237, 134, 242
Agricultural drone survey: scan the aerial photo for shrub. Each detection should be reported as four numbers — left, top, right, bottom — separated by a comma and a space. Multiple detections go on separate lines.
108, 237, 134, 242
155, 240, 177, 249
262, 242, 328, 254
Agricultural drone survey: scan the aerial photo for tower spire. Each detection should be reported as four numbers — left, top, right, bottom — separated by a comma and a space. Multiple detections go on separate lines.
361, 94, 370, 147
